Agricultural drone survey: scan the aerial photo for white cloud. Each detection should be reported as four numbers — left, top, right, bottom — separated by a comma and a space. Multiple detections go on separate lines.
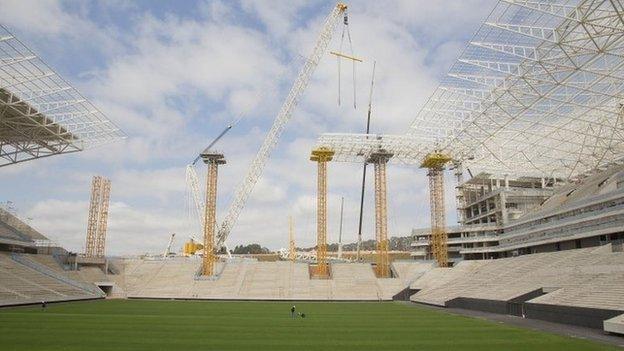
26, 199, 187, 255
0, 0, 78, 34
3, 0, 493, 254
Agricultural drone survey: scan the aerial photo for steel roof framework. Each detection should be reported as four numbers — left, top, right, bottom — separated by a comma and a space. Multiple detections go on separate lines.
319, 0, 624, 180
0, 25, 124, 167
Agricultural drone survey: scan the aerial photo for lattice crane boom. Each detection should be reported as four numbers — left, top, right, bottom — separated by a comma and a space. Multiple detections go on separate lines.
186, 164, 204, 228
215, 3, 348, 249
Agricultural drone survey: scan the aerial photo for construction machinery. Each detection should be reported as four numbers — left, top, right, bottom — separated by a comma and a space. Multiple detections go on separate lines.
163, 233, 176, 258
85, 175, 111, 258
210, 3, 349, 251
421, 151, 452, 267
310, 146, 335, 278
185, 165, 204, 233
183, 237, 203, 256
356, 61, 376, 261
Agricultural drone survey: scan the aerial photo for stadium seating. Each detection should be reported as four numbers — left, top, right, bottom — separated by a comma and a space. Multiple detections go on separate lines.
0, 222, 29, 242
118, 259, 429, 301
0, 252, 104, 306
604, 313, 624, 335
0, 208, 48, 242
410, 246, 624, 312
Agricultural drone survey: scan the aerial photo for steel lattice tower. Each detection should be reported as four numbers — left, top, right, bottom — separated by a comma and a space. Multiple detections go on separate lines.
422, 152, 452, 267
95, 178, 111, 257
310, 147, 334, 278
85, 176, 101, 257
201, 152, 226, 276
368, 150, 393, 277
84, 175, 111, 258
288, 216, 296, 262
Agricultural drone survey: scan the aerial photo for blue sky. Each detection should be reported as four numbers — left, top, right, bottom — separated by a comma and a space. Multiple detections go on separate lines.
0, 0, 494, 255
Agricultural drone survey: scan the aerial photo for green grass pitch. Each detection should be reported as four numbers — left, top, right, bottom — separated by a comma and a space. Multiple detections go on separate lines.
0, 299, 618, 350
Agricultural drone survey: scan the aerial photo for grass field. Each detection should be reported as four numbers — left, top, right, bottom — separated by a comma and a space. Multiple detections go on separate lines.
0, 300, 619, 350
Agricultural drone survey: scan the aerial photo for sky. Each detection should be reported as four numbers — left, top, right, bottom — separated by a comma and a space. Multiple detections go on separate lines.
0, 0, 494, 255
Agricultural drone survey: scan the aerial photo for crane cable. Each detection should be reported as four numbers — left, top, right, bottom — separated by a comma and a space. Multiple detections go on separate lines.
337, 11, 357, 109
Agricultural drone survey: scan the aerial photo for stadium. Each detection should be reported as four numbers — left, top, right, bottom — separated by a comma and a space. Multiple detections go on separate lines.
1, 1, 624, 350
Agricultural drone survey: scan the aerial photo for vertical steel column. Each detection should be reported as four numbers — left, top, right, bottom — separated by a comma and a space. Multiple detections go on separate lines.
85, 176, 102, 257
310, 147, 334, 278
95, 178, 111, 258
422, 152, 451, 268
288, 216, 296, 262
368, 150, 392, 277
429, 169, 448, 267
201, 152, 226, 276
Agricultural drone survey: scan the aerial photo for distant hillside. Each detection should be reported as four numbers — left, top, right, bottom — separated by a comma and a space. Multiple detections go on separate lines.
298, 236, 412, 252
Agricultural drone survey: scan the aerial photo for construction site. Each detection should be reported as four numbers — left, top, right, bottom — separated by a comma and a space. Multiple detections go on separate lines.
1, 1, 624, 350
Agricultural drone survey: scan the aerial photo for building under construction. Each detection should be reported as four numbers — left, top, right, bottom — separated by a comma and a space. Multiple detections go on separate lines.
412, 167, 624, 262
1, 0, 624, 339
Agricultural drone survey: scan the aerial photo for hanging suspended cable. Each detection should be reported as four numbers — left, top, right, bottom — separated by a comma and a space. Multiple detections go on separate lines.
332, 10, 361, 109
344, 12, 357, 109
356, 60, 376, 261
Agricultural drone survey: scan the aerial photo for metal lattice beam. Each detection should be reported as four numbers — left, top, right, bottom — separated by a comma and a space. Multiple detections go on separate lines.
0, 25, 124, 167
320, 0, 624, 181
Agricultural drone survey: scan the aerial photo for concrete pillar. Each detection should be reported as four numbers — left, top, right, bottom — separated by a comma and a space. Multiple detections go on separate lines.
500, 191, 508, 224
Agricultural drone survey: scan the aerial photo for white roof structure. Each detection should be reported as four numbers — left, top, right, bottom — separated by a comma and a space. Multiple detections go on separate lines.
319, 0, 624, 179
0, 25, 124, 167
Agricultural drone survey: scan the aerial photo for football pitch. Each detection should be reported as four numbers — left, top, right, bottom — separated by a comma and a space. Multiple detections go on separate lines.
0, 299, 619, 350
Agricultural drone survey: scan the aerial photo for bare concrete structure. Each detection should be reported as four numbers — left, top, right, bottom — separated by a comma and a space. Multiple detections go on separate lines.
412, 165, 624, 262
413, 173, 556, 262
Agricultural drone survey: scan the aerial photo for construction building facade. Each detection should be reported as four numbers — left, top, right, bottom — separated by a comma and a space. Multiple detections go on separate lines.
412, 165, 624, 263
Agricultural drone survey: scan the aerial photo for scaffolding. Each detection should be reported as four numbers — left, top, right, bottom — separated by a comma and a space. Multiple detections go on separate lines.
84, 175, 111, 258
368, 150, 393, 277
201, 152, 226, 276
310, 146, 334, 278
288, 216, 296, 262
422, 152, 452, 267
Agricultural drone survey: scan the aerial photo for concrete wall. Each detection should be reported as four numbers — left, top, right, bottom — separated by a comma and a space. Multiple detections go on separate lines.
525, 303, 623, 329
445, 297, 508, 315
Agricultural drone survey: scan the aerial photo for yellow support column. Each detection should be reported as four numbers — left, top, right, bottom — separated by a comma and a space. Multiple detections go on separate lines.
421, 151, 452, 268
310, 146, 334, 278
368, 150, 393, 278
201, 152, 226, 276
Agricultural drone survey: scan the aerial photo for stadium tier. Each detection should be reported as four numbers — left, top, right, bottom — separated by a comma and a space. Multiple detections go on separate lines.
116, 259, 428, 301
410, 244, 624, 329
0, 252, 104, 306
0, 207, 48, 253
